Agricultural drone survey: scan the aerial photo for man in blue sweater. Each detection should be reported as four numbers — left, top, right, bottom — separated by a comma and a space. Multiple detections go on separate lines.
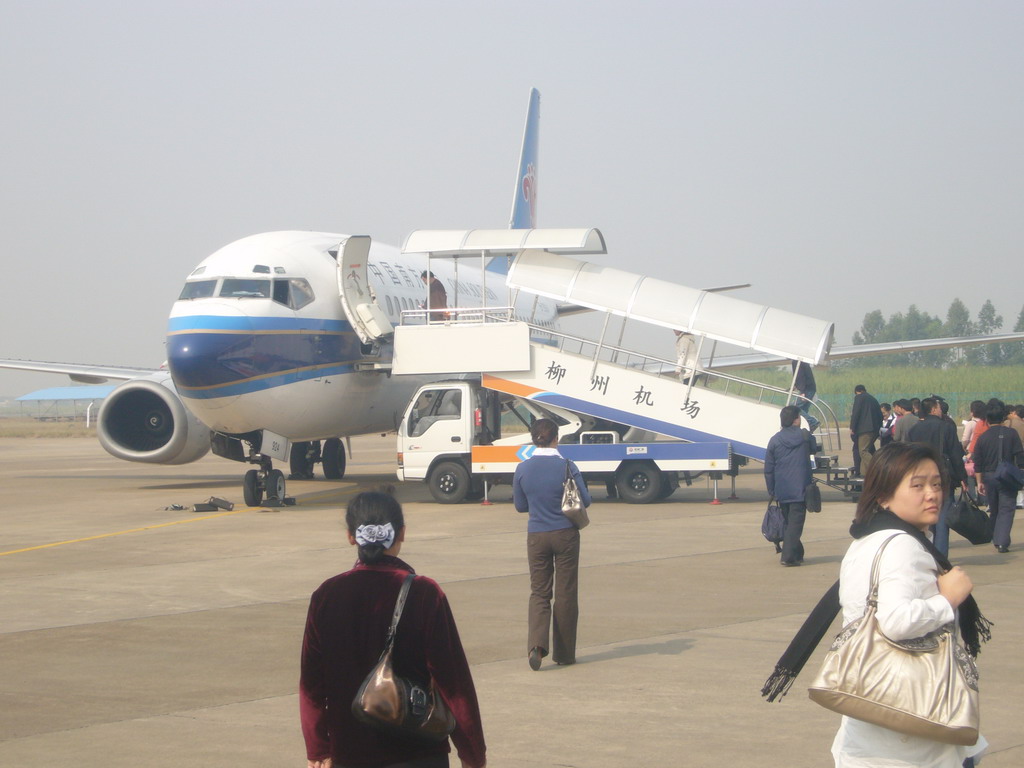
513, 419, 592, 670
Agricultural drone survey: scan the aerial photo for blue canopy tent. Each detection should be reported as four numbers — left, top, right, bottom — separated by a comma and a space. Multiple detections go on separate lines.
16, 385, 116, 422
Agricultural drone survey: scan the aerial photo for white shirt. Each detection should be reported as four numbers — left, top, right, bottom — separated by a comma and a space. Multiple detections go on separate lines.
961, 418, 978, 450
531, 447, 561, 457
830, 531, 986, 767
674, 333, 700, 372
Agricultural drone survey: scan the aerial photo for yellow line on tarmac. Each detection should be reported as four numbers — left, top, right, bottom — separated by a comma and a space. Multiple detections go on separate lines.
1, 481, 364, 557
0, 508, 250, 557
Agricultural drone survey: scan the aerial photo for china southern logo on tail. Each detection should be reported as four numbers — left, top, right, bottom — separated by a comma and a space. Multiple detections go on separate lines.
521, 162, 537, 226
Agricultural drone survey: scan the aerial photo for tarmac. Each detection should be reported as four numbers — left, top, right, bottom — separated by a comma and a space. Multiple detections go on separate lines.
0, 435, 1021, 767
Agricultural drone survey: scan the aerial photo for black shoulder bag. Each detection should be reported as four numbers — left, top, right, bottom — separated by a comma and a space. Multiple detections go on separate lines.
993, 428, 1024, 492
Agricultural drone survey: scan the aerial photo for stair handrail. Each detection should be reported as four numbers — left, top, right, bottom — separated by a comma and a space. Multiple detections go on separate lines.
541, 324, 811, 409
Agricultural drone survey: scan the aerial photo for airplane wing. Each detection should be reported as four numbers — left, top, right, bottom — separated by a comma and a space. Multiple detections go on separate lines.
0, 358, 162, 384
705, 331, 1024, 371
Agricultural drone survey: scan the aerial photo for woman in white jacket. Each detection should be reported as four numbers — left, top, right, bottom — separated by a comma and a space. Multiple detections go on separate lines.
834, 442, 988, 767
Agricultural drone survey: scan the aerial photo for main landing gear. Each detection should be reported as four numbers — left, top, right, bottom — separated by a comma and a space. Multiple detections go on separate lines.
288, 438, 348, 481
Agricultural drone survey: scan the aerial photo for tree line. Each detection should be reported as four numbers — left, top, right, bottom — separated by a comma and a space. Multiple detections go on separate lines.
847, 299, 1024, 367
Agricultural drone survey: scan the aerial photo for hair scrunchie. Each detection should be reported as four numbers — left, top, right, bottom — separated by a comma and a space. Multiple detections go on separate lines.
355, 523, 395, 549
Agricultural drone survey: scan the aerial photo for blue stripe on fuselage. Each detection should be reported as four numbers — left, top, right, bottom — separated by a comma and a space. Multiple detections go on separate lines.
174, 361, 358, 399
167, 315, 350, 334
167, 314, 365, 398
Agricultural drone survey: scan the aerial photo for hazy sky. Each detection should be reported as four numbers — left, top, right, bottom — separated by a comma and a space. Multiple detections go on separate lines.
2, 1, 1022, 394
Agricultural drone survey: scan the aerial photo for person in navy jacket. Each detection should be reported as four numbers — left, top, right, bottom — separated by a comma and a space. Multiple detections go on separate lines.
764, 405, 814, 566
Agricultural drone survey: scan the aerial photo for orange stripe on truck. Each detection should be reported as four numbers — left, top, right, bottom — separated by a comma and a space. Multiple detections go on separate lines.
481, 374, 541, 399
471, 445, 524, 463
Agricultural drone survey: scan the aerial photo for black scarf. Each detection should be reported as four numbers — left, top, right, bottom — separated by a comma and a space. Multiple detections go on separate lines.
761, 509, 993, 702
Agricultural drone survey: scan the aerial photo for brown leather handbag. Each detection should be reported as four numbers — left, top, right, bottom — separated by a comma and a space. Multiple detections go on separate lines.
352, 574, 456, 742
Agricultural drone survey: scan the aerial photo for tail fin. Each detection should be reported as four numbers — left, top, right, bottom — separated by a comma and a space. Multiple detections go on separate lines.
487, 89, 539, 276
509, 88, 540, 230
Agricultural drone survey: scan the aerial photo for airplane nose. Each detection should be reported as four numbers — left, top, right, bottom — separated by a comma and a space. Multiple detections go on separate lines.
166, 304, 252, 410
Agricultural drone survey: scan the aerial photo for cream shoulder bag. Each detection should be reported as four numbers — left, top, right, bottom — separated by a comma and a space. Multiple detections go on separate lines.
561, 460, 590, 529
807, 533, 980, 746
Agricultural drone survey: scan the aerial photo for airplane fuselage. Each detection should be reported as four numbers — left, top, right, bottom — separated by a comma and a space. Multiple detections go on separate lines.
165, 230, 557, 441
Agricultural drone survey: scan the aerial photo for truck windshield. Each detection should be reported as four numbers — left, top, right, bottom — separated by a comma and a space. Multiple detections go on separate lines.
408, 389, 462, 437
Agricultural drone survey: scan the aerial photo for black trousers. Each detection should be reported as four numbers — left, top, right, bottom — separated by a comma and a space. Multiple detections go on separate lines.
780, 501, 806, 564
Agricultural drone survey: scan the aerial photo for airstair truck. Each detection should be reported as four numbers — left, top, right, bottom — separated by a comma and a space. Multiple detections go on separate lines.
397, 378, 731, 504
390, 228, 839, 503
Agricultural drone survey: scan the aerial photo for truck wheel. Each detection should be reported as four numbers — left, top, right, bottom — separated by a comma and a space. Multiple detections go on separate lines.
657, 477, 675, 500
322, 438, 346, 480
615, 462, 662, 504
429, 461, 470, 504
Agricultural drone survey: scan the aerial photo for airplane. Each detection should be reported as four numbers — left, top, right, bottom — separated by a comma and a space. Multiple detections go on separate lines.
0, 88, 550, 506
5, 87, 1024, 506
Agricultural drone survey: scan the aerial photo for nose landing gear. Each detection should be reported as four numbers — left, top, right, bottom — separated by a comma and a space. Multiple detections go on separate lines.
242, 455, 291, 507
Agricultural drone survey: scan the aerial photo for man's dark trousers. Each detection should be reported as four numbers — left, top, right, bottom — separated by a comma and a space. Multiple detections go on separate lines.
780, 501, 807, 564
985, 479, 1017, 550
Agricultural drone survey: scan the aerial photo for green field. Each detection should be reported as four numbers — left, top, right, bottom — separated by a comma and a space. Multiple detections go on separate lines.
0, 418, 95, 438
739, 364, 1024, 420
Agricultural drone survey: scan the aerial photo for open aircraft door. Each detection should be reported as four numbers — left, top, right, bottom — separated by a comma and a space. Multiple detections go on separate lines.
336, 236, 393, 344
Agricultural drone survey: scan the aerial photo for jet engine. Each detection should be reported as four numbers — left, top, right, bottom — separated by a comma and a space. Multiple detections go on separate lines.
97, 377, 211, 464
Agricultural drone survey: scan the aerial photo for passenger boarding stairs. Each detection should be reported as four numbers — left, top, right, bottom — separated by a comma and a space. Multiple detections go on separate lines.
391, 228, 841, 463
487, 341, 809, 462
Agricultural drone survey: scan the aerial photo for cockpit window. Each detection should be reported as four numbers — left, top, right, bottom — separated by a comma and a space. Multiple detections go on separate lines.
179, 280, 217, 300
271, 278, 315, 309
272, 280, 289, 306
288, 279, 315, 309
220, 279, 271, 298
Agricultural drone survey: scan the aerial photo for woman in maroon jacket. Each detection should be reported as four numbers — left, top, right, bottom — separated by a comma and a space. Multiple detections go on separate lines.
300, 491, 486, 768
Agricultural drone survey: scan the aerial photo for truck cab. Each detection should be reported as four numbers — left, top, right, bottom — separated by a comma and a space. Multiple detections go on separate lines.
398, 381, 503, 502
